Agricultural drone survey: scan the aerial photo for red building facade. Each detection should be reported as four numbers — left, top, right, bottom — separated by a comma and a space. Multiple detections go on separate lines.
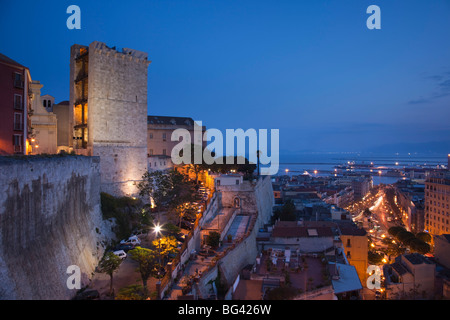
0, 53, 32, 155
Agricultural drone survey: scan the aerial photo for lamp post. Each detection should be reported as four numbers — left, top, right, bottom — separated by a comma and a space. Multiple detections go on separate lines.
153, 224, 162, 299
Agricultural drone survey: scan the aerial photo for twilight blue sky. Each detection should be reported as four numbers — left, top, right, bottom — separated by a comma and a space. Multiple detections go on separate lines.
1, 0, 450, 156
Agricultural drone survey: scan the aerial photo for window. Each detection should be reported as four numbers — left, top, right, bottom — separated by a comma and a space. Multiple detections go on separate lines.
163, 149, 166, 155
162, 133, 167, 141
149, 149, 153, 155
149, 133, 153, 139
13, 134, 22, 152
236, 179, 239, 185
14, 94, 23, 110
14, 113, 23, 131
346, 239, 351, 247
43, 100, 47, 108
14, 73, 24, 88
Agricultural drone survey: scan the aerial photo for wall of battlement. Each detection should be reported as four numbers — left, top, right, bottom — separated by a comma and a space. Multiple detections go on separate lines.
0, 156, 113, 299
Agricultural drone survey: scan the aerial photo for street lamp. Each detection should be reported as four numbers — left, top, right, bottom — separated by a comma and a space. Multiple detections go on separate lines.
153, 224, 163, 299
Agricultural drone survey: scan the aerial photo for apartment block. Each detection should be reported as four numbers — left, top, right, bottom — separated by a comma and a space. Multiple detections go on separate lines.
0, 53, 32, 155
425, 171, 450, 236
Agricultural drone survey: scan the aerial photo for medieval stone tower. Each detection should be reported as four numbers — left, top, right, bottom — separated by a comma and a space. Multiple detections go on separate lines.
69, 41, 151, 197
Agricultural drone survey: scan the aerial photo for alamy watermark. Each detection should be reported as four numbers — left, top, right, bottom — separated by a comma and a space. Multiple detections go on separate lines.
66, 4, 380, 31
170, 121, 280, 176
366, 265, 382, 290
66, 265, 81, 290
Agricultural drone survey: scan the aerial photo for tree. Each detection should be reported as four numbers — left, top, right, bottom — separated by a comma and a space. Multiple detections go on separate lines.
280, 200, 296, 221
128, 246, 159, 295
409, 238, 430, 255
206, 231, 221, 249
137, 169, 196, 223
388, 226, 406, 238
396, 230, 415, 244
172, 202, 197, 229
368, 251, 384, 265
115, 285, 147, 300
416, 232, 432, 244
152, 235, 179, 265
98, 251, 123, 297
203, 155, 257, 180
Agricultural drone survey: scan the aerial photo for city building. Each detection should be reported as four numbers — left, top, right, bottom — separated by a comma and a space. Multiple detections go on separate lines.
52, 100, 71, 153
394, 179, 425, 233
335, 175, 372, 200
425, 171, 450, 236
29, 81, 58, 155
322, 186, 354, 209
383, 253, 436, 299
147, 115, 206, 171
0, 53, 33, 155
41, 94, 55, 113
336, 221, 368, 285
269, 220, 335, 253
69, 41, 151, 196
434, 234, 450, 270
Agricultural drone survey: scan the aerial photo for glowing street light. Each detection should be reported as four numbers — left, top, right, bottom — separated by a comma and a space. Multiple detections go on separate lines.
153, 224, 163, 282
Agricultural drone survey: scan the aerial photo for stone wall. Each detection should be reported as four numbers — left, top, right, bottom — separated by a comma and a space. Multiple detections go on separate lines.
197, 176, 274, 296
0, 155, 113, 299
88, 42, 150, 197
69, 41, 150, 197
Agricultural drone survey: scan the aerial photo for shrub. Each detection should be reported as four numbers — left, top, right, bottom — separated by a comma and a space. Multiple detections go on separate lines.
206, 231, 221, 249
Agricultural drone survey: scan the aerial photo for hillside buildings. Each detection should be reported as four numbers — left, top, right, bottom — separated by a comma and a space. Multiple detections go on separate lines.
69, 41, 151, 196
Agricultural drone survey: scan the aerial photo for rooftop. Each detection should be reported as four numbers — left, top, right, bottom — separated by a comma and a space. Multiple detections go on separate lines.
403, 253, 433, 265
147, 115, 196, 127
0, 52, 27, 69
271, 221, 334, 238
328, 263, 362, 294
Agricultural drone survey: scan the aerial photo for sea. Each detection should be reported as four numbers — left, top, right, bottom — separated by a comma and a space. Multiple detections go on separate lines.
275, 152, 449, 186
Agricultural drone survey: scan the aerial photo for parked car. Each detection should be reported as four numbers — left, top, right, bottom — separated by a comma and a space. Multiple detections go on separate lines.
180, 220, 193, 230
131, 228, 148, 237
175, 233, 186, 242
114, 244, 134, 252
113, 250, 127, 260
120, 235, 141, 246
